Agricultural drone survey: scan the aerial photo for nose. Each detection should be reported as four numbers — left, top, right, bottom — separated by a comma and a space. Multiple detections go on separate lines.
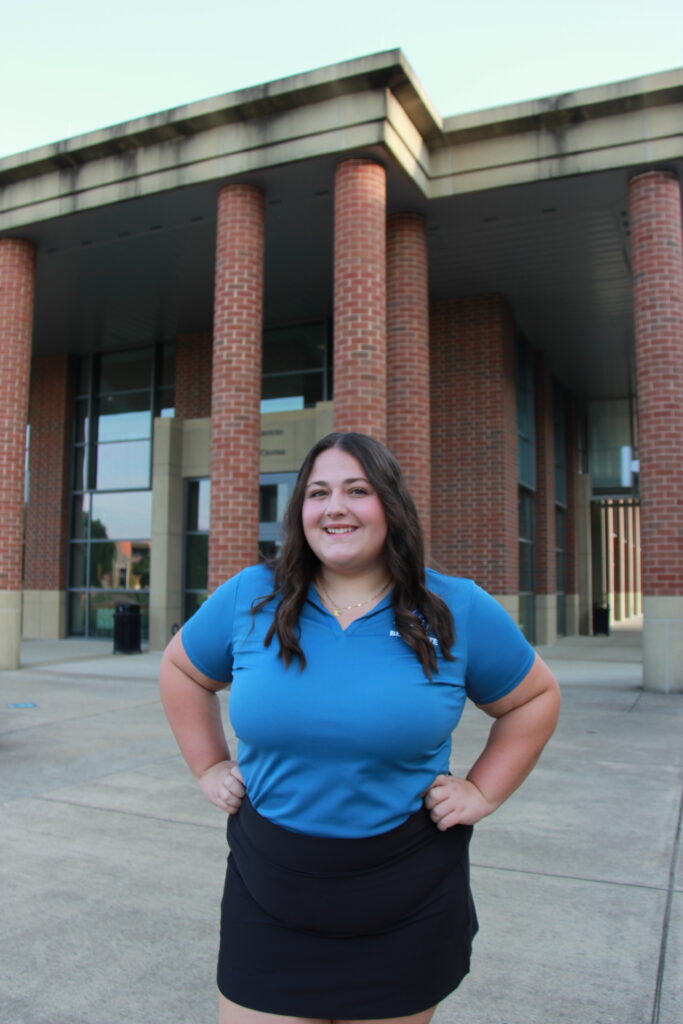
324, 488, 347, 517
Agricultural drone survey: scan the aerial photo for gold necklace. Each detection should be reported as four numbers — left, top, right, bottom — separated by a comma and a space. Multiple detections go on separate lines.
317, 578, 390, 618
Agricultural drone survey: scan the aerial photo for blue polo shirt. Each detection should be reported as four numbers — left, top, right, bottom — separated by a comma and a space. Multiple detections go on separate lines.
181, 564, 534, 838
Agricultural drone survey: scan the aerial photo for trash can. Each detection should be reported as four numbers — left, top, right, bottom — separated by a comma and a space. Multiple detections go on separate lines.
593, 602, 610, 636
113, 603, 142, 654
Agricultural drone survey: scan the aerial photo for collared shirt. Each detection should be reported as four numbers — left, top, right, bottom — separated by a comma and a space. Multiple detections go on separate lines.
181, 564, 534, 837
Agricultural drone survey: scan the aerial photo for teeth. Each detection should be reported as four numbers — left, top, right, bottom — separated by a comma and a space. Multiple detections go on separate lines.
326, 527, 355, 534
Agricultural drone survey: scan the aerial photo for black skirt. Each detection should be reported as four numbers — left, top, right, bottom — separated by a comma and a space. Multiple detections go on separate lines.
217, 798, 478, 1019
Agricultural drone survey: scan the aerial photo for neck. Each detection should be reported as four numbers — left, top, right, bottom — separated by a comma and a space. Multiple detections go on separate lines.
316, 567, 391, 619
317, 565, 390, 598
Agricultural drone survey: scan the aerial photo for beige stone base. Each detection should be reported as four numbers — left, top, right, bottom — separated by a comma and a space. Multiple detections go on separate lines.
0, 591, 22, 669
22, 590, 66, 639
565, 593, 580, 636
493, 593, 520, 625
643, 596, 683, 693
535, 594, 558, 646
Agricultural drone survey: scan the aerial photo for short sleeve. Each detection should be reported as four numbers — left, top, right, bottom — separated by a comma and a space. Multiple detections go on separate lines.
464, 583, 535, 705
180, 571, 243, 682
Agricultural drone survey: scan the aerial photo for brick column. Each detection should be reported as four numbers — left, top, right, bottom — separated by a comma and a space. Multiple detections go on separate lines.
208, 185, 264, 590
629, 170, 683, 692
430, 295, 518, 617
0, 239, 35, 668
564, 396, 579, 633
534, 353, 557, 644
175, 333, 212, 419
23, 354, 72, 638
387, 213, 431, 550
333, 159, 386, 440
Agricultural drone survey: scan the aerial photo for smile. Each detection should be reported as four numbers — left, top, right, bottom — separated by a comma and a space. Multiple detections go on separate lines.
324, 527, 356, 535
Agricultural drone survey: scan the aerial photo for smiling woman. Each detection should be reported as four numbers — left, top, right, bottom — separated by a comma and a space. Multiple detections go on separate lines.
302, 447, 388, 581
160, 431, 560, 1024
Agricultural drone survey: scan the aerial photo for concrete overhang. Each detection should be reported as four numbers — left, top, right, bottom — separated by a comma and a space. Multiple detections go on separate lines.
2, 54, 682, 234
0, 51, 438, 233
432, 68, 683, 195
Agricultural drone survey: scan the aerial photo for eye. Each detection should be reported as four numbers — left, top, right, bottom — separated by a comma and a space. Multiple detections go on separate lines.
307, 488, 327, 499
349, 486, 370, 496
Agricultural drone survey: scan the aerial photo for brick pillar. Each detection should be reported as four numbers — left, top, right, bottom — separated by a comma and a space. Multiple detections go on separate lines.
0, 239, 35, 668
387, 213, 430, 550
23, 354, 72, 638
629, 170, 683, 691
534, 354, 557, 644
333, 159, 387, 440
626, 503, 636, 618
564, 396, 579, 633
208, 185, 264, 590
175, 333, 212, 419
430, 295, 518, 616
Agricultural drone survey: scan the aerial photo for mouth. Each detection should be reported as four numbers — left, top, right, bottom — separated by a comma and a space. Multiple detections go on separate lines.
323, 526, 357, 535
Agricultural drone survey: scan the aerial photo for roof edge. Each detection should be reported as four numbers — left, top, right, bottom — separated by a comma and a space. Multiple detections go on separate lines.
0, 50, 442, 181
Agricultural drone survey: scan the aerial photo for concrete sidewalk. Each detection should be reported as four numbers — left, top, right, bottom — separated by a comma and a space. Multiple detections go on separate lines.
1, 622, 681, 1024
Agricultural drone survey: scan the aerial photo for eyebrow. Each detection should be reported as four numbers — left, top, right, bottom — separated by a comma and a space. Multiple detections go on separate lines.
306, 477, 369, 487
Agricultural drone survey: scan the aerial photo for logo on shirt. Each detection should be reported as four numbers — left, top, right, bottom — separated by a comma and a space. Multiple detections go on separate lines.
390, 614, 439, 647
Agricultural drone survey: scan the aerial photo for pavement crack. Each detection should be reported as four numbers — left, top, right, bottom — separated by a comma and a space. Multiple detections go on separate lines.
36, 793, 223, 831
472, 858, 671, 893
650, 780, 683, 1024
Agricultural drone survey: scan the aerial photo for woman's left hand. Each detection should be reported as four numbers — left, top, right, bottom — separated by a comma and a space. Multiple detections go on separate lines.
423, 774, 495, 829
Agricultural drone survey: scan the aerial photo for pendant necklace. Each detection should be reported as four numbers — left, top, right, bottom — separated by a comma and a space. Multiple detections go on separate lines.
317, 578, 390, 618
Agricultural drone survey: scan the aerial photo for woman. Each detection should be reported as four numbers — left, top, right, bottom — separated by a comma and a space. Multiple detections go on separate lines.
160, 431, 560, 1024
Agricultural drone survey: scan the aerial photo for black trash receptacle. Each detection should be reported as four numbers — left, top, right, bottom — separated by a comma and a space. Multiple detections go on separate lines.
593, 603, 610, 636
114, 603, 142, 654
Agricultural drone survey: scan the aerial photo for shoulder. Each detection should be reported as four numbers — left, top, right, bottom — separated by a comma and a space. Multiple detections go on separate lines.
425, 568, 476, 610
212, 563, 275, 604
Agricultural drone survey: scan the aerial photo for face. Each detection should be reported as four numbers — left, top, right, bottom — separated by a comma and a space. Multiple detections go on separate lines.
302, 447, 388, 577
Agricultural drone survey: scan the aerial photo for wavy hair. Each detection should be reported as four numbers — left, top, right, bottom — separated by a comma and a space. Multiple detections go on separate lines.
253, 432, 455, 677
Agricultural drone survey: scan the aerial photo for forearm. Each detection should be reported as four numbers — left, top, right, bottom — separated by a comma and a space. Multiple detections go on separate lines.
160, 654, 231, 778
466, 686, 560, 811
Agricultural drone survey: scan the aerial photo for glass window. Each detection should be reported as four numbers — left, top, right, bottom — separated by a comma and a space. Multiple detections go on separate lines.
96, 392, 151, 442
588, 399, 634, 491
261, 323, 328, 410
184, 592, 208, 619
72, 446, 89, 492
91, 491, 152, 539
259, 474, 296, 556
98, 349, 153, 393
517, 337, 536, 490
68, 345, 167, 639
187, 478, 210, 532
71, 495, 89, 539
69, 592, 86, 636
185, 534, 209, 592
74, 399, 90, 446
263, 325, 326, 375
88, 592, 149, 641
95, 440, 151, 490
518, 486, 536, 643
262, 372, 324, 410
89, 540, 151, 589
554, 385, 567, 507
69, 543, 88, 588
556, 506, 567, 637
184, 478, 211, 622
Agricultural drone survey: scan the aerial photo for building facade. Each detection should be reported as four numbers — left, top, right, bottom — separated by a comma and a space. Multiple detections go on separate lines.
1, 52, 681, 690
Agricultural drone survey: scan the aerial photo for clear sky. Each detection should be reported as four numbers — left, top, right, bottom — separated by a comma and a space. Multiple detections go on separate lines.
3, 0, 683, 159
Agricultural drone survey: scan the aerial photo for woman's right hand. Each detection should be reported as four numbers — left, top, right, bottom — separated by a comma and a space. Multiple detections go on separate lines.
198, 760, 245, 814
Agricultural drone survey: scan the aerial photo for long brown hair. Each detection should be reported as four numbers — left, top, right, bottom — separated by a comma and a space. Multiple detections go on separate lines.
252, 432, 455, 677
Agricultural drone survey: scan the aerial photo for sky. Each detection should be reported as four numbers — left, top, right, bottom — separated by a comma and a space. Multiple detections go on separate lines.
2, 0, 683, 159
